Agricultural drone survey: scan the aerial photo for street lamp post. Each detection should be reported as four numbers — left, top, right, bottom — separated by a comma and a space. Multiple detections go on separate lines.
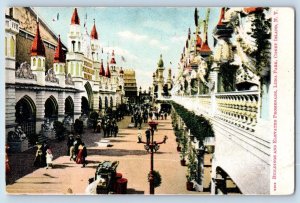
137, 121, 168, 194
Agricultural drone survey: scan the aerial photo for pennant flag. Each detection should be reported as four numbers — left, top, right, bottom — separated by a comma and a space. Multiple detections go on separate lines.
52, 13, 59, 22
121, 56, 126, 62
194, 8, 198, 27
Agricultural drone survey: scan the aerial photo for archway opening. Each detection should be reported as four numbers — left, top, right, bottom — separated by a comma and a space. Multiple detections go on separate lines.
81, 96, 90, 116
65, 96, 74, 120
214, 167, 242, 195
84, 82, 94, 110
45, 96, 58, 122
15, 95, 36, 140
99, 97, 102, 111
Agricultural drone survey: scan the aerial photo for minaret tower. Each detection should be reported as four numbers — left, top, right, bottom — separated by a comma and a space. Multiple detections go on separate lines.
53, 35, 66, 87
31, 21, 46, 86
156, 54, 165, 97
90, 19, 100, 62
66, 8, 84, 90
68, 8, 82, 53
167, 66, 172, 90
109, 50, 117, 85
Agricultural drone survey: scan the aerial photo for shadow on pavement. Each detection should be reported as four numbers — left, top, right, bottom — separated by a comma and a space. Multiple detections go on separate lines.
88, 148, 168, 156
127, 188, 145, 194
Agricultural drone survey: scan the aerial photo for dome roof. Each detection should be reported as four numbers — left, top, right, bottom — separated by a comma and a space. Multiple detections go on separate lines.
157, 54, 164, 68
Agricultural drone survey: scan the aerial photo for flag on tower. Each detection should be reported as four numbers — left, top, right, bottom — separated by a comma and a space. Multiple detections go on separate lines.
52, 13, 59, 22
121, 56, 126, 62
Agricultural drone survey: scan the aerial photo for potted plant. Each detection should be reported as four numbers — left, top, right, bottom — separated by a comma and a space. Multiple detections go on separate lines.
186, 148, 197, 191
180, 135, 188, 166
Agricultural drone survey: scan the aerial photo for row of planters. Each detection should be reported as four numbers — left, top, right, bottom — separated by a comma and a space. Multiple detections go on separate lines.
170, 101, 214, 191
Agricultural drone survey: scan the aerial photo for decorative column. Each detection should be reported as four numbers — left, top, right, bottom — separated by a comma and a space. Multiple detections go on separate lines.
74, 93, 82, 120
36, 91, 46, 133
58, 92, 66, 122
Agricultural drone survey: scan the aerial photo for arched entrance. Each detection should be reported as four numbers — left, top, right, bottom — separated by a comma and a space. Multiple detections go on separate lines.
45, 96, 58, 122
81, 96, 90, 116
214, 167, 242, 195
105, 96, 108, 110
99, 97, 102, 111
15, 95, 36, 139
110, 96, 113, 108
65, 96, 74, 119
84, 82, 93, 111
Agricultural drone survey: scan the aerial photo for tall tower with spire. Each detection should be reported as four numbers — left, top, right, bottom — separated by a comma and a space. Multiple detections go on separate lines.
167, 66, 172, 90
109, 50, 117, 85
31, 21, 46, 86
156, 54, 165, 97
66, 8, 84, 90
68, 8, 82, 53
90, 19, 100, 62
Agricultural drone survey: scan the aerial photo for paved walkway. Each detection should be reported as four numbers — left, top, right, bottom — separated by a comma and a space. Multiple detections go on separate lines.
6, 116, 205, 195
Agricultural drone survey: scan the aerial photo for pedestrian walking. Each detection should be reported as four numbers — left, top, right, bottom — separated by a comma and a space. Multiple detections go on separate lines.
76, 143, 87, 167
67, 134, 74, 156
46, 148, 53, 169
145, 128, 151, 144
34, 143, 47, 167
113, 124, 119, 137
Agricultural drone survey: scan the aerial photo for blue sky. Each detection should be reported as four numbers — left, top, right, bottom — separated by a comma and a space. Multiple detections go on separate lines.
34, 7, 220, 90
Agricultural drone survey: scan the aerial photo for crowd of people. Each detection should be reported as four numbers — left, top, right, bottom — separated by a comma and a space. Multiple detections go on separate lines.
93, 117, 119, 138
130, 104, 169, 129
67, 135, 88, 167
32, 103, 171, 170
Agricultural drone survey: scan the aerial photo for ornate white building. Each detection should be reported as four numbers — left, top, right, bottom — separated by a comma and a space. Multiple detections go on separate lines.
5, 8, 125, 149
171, 7, 272, 194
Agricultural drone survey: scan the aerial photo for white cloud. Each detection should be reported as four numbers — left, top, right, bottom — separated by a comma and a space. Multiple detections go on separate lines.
103, 46, 138, 61
117, 30, 147, 41
170, 35, 186, 43
118, 30, 169, 50
143, 20, 173, 33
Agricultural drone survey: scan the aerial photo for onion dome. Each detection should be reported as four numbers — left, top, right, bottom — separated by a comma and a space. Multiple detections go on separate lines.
31, 22, 45, 57
71, 8, 80, 25
119, 67, 124, 74
99, 59, 105, 76
244, 7, 264, 14
105, 62, 111, 78
217, 7, 225, 26
54, 35, 65, 63
157, 54, 164, 68
110, 50, 116, 64
90, 20, 98, 40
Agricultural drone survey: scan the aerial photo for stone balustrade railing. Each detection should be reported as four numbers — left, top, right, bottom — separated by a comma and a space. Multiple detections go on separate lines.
215, 91, 259, 132
173, 90, 260, 132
